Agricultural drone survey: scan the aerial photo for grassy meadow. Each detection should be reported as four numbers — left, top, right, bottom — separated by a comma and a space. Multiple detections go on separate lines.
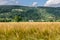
0, 22, 60, 40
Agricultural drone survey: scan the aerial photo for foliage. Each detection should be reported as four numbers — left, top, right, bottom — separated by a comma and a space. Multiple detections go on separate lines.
0, 5, 60, 22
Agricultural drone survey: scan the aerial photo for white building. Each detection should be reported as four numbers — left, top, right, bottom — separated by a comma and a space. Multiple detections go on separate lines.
29, 20, 34, 22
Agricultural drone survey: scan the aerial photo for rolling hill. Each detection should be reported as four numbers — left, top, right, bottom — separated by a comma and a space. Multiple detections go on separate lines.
0, 5, 60, 22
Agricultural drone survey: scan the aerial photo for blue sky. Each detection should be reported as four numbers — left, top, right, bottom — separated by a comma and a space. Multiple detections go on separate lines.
0, 0, 60, 7
19, 0, 47, 6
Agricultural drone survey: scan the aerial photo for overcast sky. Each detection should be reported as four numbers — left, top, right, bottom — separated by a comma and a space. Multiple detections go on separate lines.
0, 0, 60, 7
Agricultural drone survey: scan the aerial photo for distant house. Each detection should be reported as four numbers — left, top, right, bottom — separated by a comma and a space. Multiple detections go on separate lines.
29, 20, 34, 22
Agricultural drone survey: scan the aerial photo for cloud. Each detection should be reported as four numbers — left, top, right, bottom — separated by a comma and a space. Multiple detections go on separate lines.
0, 0, 19, 5
32, 2, 38, 6
44, 0, 60, 7
0, 0, 8, 5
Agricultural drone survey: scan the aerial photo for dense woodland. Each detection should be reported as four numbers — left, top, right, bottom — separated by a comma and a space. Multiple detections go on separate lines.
0, 5, 60, 22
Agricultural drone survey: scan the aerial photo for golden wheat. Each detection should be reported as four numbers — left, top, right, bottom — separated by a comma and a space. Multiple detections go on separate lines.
0, 22, 60, 40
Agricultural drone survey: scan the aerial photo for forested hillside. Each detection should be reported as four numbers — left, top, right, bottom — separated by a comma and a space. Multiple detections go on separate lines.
0, 5, 60, 22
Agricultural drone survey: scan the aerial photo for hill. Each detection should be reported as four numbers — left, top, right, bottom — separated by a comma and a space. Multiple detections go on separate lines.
0, 5, 60, 22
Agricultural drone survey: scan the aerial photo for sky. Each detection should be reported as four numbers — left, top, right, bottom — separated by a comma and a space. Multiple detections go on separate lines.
0, 0, 60, 7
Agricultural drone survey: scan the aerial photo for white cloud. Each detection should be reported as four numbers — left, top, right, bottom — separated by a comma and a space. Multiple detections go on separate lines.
10, 0, 16, 1
0, 0, 19, 5
0, 0, 8, 5
32, 2, 38, 7
15, 1, 19, 4
44, 0, 60, 7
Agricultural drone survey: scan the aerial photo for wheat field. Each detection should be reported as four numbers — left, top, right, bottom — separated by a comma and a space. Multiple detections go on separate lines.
0, 22, 60, 40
